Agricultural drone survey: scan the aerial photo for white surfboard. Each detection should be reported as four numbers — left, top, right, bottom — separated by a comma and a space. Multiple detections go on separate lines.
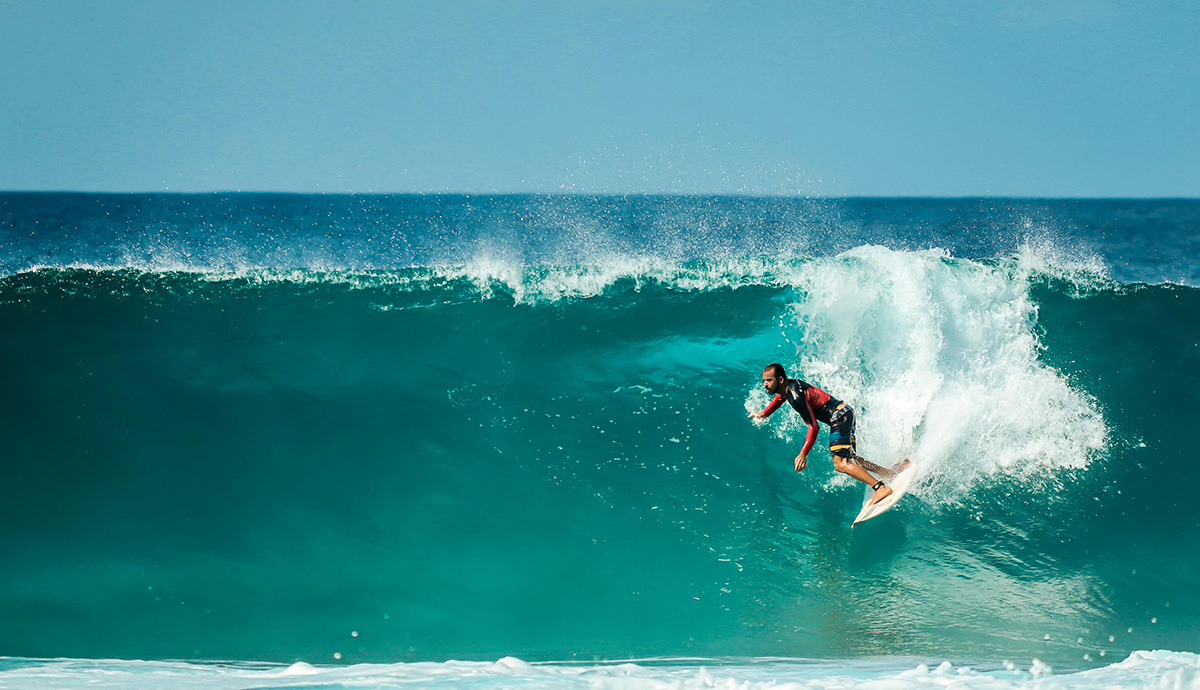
852, 463, 917, 526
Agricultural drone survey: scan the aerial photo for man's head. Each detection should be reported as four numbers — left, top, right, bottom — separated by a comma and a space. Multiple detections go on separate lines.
762, 363, 787, 395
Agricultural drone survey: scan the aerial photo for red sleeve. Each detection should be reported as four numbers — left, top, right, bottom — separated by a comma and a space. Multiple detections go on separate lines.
760, 394, 784, 417
799, 396, 819, 455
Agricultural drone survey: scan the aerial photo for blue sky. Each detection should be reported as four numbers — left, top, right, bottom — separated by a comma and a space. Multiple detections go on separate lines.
2, 1, 1197, 196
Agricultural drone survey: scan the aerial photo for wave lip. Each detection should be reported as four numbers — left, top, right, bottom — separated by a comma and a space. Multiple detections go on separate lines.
2, 237, 1120, 306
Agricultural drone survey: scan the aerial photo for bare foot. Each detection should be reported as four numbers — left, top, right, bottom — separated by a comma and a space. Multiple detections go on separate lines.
869, 485, 893, 506
891, 458, 912, 472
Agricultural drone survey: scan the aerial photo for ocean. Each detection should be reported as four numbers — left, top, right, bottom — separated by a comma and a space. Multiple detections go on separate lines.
1, 194, 1198, 689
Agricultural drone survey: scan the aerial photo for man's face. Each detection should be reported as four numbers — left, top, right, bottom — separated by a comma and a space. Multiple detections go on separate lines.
762, 371, 785, 395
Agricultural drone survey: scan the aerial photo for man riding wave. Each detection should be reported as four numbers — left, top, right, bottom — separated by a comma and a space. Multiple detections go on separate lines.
749, 363, 908, 505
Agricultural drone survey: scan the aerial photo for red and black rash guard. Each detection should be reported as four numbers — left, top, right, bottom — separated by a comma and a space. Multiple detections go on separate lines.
759, 379, 843, 455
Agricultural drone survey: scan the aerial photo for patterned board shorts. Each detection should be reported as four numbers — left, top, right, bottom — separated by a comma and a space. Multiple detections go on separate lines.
828, 405, 856, 458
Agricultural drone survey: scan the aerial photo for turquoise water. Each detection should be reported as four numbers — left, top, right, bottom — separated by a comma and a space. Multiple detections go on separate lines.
1, 195, 1198, 687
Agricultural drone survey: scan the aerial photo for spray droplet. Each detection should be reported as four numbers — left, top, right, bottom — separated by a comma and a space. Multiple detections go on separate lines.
333, 652, 342, 660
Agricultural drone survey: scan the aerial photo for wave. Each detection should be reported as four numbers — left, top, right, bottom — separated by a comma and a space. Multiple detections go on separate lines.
0, 246, 1123, 504
2, 241, 1198, 664
3, 246, 1191, 516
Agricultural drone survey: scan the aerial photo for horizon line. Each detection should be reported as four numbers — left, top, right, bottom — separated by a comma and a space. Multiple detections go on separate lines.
1, 190, 1198, 202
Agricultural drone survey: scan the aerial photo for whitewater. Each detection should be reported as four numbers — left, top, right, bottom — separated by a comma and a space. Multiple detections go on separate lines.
1, 194, 1198, 689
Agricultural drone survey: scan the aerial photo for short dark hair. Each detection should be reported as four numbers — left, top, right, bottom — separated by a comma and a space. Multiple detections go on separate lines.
763, 363, 786, 379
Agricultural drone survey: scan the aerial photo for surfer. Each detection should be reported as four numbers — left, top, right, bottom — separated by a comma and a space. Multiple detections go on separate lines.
749, 363, 907, 505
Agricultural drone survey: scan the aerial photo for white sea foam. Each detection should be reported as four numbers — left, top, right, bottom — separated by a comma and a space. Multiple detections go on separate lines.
378, 242, 1111, 306
753, 245, 1108, 503
1014, 233, 1114, 293
1, 651, 1197, 689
